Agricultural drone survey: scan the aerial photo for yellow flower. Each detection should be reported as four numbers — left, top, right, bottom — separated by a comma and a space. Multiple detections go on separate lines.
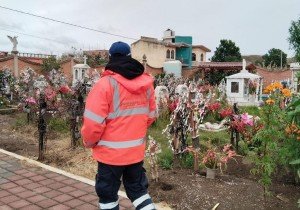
266, 99, 275, 105
281, 88, 291, 97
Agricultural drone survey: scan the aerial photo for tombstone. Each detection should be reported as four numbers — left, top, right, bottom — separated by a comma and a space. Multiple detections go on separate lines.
175, 84, 189, 97
154, 85, 169, 114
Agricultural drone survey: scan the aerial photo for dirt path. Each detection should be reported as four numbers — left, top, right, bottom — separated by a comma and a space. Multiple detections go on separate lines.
0, 114, 299, 210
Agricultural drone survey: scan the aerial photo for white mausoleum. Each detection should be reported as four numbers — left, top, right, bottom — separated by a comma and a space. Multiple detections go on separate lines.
72, 55, 90, 85
226, 59, 263, 106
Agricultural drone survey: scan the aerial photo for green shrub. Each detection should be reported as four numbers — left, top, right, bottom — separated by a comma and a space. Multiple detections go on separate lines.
158, 149, 173, 170
180, 153, 194, 168
48, 118, 69, 133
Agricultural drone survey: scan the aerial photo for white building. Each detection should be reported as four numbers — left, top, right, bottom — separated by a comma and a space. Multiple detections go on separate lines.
226, 59, 263, 106
72, 56, 90, 85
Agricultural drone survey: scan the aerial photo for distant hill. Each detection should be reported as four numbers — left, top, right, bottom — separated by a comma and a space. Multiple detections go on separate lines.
287, 57, 296, 64
242, 55, 263, 66
242, 55, 296, 67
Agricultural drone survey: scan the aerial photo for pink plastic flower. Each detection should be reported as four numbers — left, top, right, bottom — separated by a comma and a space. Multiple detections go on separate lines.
241, 113, 254, 126
220, 156, 229, 163
44, 87, 57, 101
223, 144, 231, 152
25, 97, 37, 105
227, 150, 236, 158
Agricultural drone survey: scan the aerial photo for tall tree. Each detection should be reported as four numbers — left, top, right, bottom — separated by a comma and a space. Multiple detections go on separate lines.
288, 18, 300, 62
86, 54, 108, 68
262, 48, 287, 68
211, 39, 242, 62
207, 40, 242, 85
41, 56, 61, 72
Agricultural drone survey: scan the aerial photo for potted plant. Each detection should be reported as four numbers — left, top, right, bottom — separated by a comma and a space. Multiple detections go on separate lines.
202, 144, 236, 179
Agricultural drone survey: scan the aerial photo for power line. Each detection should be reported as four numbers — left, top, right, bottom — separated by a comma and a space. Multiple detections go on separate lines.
0, 27, 68, 45
0, 5, 138, 41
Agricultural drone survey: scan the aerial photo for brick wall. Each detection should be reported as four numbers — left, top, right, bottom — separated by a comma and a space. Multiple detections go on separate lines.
145, 65, 163, 76
182, 68, 201, 78
256, 67, 292, 87
60, 60, 73, 81
0, 57, 42, 76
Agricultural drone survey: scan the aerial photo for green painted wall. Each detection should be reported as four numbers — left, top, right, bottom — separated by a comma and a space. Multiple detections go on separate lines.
175, 36, 192, 68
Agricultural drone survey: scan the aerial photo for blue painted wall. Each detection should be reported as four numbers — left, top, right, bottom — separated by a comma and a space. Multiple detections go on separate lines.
175, 36, 192, 68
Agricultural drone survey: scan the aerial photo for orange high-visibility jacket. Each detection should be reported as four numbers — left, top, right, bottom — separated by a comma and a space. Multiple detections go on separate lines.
81, 70, 157, 165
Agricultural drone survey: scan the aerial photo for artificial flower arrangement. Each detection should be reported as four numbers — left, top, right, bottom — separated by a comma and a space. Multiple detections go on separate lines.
248, 80, 257, 95
229, 113, 263, 145
202, 144, 237, 172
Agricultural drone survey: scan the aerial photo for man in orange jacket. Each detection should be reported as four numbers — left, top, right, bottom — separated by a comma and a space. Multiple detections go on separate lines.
81, 41, 157, 210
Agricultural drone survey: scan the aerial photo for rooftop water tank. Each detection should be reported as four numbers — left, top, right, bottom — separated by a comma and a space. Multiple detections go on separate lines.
163, 60, 182, 77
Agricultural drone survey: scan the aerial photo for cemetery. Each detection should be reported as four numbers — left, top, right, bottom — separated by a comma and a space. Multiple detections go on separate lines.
0, 52, 299, 209
0, 4, 300, 208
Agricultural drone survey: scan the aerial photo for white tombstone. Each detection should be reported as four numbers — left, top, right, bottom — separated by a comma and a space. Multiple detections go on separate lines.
175, 84, 189, 96
155, 86, 169, 114
72, 55, 90, 85
226, 59, 262, 106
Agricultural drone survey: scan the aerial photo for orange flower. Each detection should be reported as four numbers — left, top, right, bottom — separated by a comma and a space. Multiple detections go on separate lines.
264, 84, 274, 93
285, 126, 291, 134
290, 123, 298, 132
266, 99, 275, 105
281, 88, 291, 97
273, 82, 283, 90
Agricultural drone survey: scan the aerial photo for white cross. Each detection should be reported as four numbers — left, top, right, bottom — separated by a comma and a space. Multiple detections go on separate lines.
83, 55, 87, 64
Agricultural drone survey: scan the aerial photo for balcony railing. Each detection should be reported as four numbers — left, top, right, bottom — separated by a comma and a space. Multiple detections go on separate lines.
8, 52, 56, 59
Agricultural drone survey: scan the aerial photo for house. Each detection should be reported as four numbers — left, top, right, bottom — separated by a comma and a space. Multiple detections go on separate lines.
131, 29, 211, 69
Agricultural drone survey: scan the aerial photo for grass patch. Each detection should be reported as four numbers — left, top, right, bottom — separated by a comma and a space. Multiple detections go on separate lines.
180, 152, 194, 168
239, 106, 260, 116
148, 115, 232, 170
13, 113, 28, 130
158, 148, 173, 169
48, 118, 69, 133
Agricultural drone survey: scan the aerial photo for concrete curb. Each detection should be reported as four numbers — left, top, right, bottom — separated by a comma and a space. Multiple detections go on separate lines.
0, 148, 172, 210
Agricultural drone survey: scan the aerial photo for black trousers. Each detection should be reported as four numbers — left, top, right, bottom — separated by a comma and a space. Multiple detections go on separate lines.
95, 161, 155, 210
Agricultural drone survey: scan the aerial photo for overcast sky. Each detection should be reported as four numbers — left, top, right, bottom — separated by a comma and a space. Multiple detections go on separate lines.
0, 0, 299, 59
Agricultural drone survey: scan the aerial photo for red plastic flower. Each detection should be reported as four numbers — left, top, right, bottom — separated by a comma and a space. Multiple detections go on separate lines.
207, 102, 221, 112
59, 85, 71, 94
219, 108, 233, 118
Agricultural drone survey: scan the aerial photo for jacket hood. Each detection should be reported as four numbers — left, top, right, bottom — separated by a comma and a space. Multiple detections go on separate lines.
105, 56, 144, 80
102, 70, 154, 94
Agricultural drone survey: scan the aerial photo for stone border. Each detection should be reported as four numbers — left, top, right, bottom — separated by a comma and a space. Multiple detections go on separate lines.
0, 148, 172, 210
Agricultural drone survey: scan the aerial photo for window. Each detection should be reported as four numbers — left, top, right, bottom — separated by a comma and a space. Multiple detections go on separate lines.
166, 49, 170, 59
231, 82, 239, 93
192, 53, 196, 61
200, 53, 204, 61
82, 69, 85, 79
171, 50, 175, 59
75, 69, 78, 80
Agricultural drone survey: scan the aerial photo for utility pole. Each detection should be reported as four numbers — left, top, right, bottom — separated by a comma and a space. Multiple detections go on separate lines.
280, 50, 283, 69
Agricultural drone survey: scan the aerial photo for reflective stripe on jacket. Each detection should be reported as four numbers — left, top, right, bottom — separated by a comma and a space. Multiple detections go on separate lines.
81, 70, 157, 165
